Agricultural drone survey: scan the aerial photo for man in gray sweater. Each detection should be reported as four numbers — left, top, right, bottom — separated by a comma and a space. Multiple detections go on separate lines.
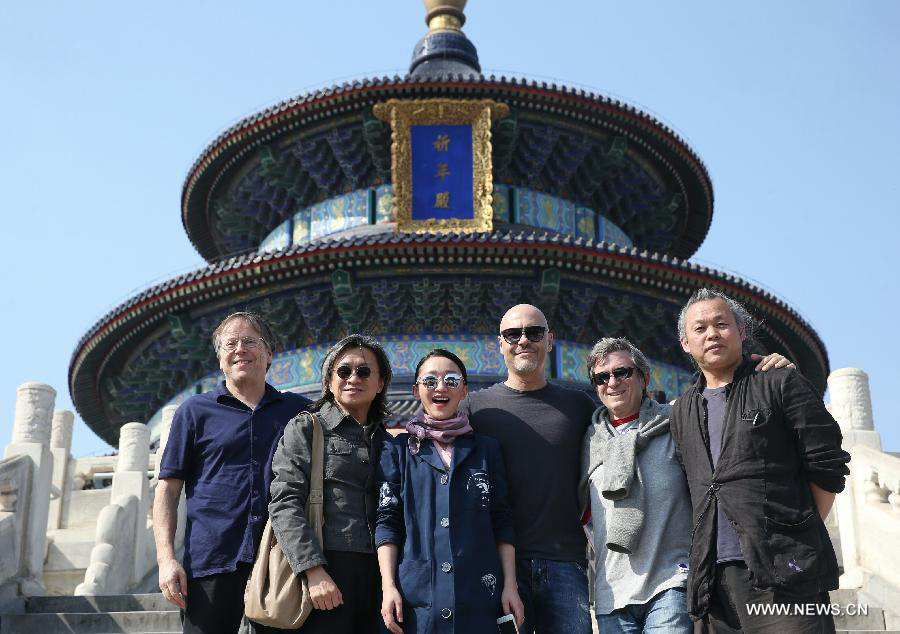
581, 337, 790, 633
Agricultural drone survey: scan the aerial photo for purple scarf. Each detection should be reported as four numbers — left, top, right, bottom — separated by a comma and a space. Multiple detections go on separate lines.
406, 410, 473, 455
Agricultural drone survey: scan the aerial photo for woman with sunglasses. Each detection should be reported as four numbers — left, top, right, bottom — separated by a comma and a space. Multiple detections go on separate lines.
255, 334, 392, 634
375, 348, 524, 634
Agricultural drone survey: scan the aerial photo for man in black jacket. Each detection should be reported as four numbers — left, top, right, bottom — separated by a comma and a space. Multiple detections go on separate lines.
671, 288, 850, 633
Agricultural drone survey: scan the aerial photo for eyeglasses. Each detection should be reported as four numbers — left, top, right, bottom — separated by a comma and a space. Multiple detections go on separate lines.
220, 336, 265, 352
417, 373, 464, 390
500, 326, 547, 345
590, 366, 636, 386
335, 365, 373, 380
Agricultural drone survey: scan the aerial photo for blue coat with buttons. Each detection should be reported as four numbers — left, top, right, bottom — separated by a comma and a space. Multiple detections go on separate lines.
375, 432, 515, 634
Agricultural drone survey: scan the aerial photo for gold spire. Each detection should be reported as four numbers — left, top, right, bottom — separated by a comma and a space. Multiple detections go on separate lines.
423, 0, 467, 32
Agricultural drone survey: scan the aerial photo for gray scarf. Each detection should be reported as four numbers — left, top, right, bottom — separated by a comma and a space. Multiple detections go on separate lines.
579, 398, 671, 554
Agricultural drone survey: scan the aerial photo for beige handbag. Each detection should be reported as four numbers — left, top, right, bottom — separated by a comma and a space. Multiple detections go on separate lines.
245, 413, 325, 628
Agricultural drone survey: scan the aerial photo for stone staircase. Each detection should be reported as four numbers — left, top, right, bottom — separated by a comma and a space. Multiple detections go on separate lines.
0, 589, 894, 633
0, 593, 179, 634
830, 588, 896, 632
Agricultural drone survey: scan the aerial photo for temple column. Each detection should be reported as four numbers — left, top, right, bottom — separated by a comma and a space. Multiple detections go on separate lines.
47, 410, 74, 531
4, 382, 56, 594
828, 368, 878, 588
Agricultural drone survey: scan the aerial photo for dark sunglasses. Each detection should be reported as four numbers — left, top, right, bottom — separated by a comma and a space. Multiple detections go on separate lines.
335, 365, 372, 380
590, 366, 636, 386
500, 326, 547, 345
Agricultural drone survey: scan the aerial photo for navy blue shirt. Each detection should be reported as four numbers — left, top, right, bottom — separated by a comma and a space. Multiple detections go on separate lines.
703, 386, 744, 563
158, 382, 310, 579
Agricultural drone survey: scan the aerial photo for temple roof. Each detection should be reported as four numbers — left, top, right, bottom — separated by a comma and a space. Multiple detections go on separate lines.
181, 74, 714, 263
70, 226, 828, 444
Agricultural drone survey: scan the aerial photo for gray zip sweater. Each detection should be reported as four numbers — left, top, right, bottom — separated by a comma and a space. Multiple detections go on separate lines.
580, 398, 694, 614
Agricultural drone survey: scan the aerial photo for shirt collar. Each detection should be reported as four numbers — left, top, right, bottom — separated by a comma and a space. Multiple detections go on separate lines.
214, 381, 283, 408
317, 400, 381, 436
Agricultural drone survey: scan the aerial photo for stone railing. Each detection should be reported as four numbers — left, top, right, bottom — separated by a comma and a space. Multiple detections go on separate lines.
2, 383, 56, 598
74, 404, 182, 596
839, 445, 900, 588
75, 423, 154, 595
828, 368, 900, 605
0, 454, 33, 602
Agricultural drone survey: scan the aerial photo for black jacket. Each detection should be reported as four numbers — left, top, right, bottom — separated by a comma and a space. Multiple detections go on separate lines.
670, 358, 850, 620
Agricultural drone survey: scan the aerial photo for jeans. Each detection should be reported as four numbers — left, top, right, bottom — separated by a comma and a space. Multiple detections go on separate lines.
596, 587, 692, 633
515, 558, 592, 634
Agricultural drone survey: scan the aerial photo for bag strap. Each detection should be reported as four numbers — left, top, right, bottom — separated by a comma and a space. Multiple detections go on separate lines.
305, 412, 325, 547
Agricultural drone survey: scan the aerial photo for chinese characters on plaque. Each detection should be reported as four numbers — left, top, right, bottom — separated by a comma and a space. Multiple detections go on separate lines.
410, 125, 473, 220
373, 99, 509, 234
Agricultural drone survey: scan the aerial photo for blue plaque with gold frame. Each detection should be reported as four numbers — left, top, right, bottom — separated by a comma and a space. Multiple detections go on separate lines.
373, 99, 508, 234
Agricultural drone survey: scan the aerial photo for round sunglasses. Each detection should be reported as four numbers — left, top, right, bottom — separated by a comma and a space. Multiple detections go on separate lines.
335, 365, 373, 380
416, 373, 464, 390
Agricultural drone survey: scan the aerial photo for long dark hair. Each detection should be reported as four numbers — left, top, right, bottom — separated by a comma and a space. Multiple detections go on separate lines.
315, 334, 393, 423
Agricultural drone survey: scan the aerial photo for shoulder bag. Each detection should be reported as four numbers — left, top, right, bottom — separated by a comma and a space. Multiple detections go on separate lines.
245, 412, 325, 628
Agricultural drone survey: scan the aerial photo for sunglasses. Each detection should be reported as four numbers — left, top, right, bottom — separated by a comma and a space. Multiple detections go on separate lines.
500, 326, 547, 345
335, 365, 373, 380
417, 373, 464, 390
590, 366, 636, 386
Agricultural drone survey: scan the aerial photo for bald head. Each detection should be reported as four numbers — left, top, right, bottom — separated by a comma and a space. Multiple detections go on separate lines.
498, 304, 553, 389
499, 304, 549, 332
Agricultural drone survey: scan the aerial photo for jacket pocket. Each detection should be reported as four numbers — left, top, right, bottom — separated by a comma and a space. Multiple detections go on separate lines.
765, 512, 824, 586
397, 559, 433, 608
453, 555, 502, 620
325, 435, 367, 483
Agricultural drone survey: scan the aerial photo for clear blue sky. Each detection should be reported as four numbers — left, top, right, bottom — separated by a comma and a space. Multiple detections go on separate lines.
2, 1, 898, 456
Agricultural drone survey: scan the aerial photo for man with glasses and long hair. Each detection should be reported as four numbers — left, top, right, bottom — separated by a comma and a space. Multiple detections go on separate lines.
464, 303, 597, 634
153, 312, 311, 634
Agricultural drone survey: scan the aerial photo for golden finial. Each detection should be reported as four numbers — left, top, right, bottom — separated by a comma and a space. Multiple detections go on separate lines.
423, 0, 467, 32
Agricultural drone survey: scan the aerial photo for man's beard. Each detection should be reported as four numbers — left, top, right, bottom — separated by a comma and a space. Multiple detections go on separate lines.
511, 351, 542, 374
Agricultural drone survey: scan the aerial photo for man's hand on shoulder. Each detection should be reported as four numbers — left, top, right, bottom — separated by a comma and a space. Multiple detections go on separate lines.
158, 557, 188, 609
751, 352, 796, 372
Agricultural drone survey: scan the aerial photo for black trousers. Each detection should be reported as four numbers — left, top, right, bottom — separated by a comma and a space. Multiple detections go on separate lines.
182, 562, 253, 634
251, 550, 380, 634
698, 561, 836, 634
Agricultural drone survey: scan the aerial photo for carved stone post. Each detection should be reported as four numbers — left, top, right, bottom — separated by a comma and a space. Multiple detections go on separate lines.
154, 405, 179, 480
111, 422, 151, 588
47, 410, 74, 531
4, 382, 56, 594
828, 368, 880, 450
154, 405, 185, 558
828, 368, 877, 589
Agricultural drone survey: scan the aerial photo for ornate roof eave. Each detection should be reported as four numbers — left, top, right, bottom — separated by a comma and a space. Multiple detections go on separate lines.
181, 74, 714, 262
70, 229, 829, 441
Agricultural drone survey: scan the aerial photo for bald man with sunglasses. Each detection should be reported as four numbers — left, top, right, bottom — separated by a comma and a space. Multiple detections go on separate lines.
463, 304, 597, 634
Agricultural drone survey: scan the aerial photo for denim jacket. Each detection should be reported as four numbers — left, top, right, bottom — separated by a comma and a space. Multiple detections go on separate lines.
268, 400, 384, 575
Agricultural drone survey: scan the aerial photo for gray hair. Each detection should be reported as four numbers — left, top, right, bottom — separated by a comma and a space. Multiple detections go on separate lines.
315, 334, 393, 423
587, 337, 651, 383
211, 312, 279, 369
676, 288, 755, 350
